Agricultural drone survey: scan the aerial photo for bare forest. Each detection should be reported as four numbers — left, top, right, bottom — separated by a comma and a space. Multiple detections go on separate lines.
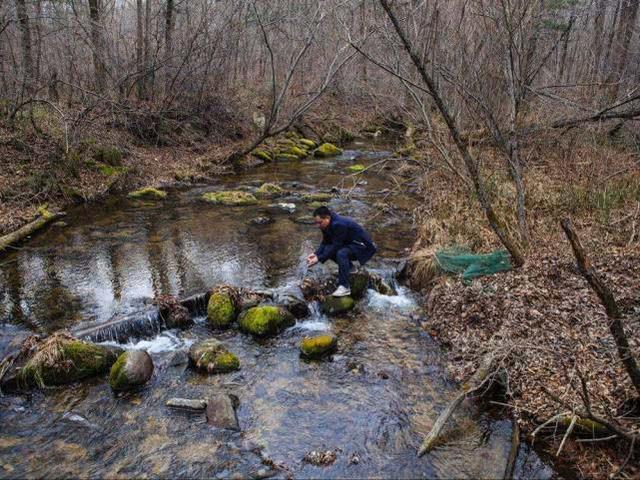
1, 0, 639, 478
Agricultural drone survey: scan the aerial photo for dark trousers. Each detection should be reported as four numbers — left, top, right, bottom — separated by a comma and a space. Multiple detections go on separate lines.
326, 247, 355, 288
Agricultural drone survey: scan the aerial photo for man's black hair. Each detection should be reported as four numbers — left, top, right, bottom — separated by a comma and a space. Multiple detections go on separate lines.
312, 206, 331, 218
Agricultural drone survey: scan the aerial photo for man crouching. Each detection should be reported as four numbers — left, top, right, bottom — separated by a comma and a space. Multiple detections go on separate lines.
306, 206, 377, 297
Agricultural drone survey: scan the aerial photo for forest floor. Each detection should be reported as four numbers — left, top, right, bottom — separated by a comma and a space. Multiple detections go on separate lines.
404, 127, 640, 478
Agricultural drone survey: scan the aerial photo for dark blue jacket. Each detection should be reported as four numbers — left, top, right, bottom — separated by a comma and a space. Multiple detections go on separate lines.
315, 212, 377, 264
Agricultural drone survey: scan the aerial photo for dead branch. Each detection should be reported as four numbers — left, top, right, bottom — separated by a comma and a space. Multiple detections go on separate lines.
0, 207, 66, 256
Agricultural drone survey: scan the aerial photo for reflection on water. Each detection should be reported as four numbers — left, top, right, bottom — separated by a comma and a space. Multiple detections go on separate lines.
0, 147, 553, 478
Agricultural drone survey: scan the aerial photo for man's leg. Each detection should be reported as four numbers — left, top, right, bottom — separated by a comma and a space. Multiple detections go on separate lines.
336, 247, 353, 288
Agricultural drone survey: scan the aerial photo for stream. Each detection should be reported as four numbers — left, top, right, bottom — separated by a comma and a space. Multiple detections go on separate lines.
0, 144, 554, 478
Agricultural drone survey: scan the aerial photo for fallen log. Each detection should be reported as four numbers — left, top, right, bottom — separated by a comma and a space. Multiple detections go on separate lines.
418, 353, 496, 456
0, 206, 65, 255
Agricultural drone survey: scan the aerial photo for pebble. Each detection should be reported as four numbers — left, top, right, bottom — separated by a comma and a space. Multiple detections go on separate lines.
166, 398, 207, 411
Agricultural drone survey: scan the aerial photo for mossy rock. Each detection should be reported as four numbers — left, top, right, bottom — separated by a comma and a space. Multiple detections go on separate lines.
314, 143, 343, 158
349, 272, 370, 300
302, 193, 333, 203
346, 164, 365, 173
274, 153, 301, 162
98, 164, 127, 177
307, 201, 328, 210
94, 147, 123, 166
255, 183, 284, 199
299, 138, 317, 149
293, 215, 316, 225
238, 305, 295, 337
189, 339, 240, 373
17, 336, 123, 388
202, 191, 258, 206
108, 350, 154, 391
284, 131, 300, 140
300, 334, 337, 359
285, 146, 308, 158
251, 149, 272, 162
128, 187, 167, 200
320, 296, 355, 316
207, 292, 236, 329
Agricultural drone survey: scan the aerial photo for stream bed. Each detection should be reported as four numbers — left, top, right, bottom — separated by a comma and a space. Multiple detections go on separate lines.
0, 144, 554, 478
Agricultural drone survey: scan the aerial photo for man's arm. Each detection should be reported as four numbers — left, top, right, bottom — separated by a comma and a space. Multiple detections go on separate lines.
316, 224, 348, 262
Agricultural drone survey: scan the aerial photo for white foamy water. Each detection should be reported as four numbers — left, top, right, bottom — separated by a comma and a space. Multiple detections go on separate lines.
366, 287, 418, 313
100, 330, 193, 353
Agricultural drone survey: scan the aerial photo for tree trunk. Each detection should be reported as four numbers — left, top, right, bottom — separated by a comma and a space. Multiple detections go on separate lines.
15, 0, 34, 96
611, 0, 639, 96
379, 0, 525, 267
136, 0, 144, 99
164, 0, 175, 92
143, 0, 152, 99
561, 218, 640, 398
592, 0, 606, 81
88, 0, 107, 93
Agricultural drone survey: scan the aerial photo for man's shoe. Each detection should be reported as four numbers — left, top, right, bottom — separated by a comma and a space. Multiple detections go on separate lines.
331, 285, 351, 297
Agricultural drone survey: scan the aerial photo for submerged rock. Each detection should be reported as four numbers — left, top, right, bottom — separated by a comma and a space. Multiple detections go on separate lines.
274, 153, 300, 162
202, 191, 258, 206
206, 394, 239, 430
300, 334, 337, 359
128, 187, 167, 200
346, 164, 365, 173
238, 305, 295, 337
207, 291, 237, 329
250, 216, 274, 225
314, 143, 343, 158
293, 215, 315, 225
109, 350, 154, 391
320, 296, 355, 316
301, 192, 333, 203
189, 339, 240, 373
7, 332, 123, 389
166, 398, 207, 411
267, 202, 296, 214
281, 295, 310, 319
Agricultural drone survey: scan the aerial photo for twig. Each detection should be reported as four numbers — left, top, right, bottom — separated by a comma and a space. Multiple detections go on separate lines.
557, 414, 577, 456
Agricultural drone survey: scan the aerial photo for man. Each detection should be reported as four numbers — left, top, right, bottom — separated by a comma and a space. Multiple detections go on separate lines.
307, 206, 377, 297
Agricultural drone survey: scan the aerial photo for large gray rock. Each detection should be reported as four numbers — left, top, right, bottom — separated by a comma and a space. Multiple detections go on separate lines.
109, 350, 154, 391
206, 394, 239, 430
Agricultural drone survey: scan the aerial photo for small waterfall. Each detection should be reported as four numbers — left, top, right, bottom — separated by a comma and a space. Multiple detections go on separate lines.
180, 292, 210, 317
73, 306, 165, 343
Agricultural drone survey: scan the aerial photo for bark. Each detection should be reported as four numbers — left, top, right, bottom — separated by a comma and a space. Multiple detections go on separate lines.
15, 0, 34, 95
88, 0, 107, 92
136, 0, 144, 99
611, 0, 639, 95
379, 0, 525, 267
561, 218, 640, 397
0, 209, 66, 255
592, 0, 606, 80
164, 0, 175, 91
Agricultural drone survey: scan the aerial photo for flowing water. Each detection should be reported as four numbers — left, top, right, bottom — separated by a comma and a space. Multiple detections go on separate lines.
0, 144, 554, 478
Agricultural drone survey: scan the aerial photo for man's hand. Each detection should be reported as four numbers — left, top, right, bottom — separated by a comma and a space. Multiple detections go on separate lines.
307, 253, 318, 267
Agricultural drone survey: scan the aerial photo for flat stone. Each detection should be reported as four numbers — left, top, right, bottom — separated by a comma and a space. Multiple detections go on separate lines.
206, 394, 239, 430
166, 398, 207, 411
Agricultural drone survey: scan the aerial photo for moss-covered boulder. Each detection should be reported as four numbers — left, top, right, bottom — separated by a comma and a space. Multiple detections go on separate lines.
346, 164, 365, 173
108, 350, 154, 391
320, 296, 355, 316
301, 193, 333, 203
300, 334, 337, 359
307, 201, 328, 210
128, 187, 167, 200
238, 305, 295, 337
251, 149, 272, 162
314, 143, 343, 158
299, 138, 317, 149
255, 183, 284, 199
286, 146, 308, 158
188, 339, 240, 373
274, 153, 300, 162
202, 191, 258, 206
15, 333, 123, 388
207, 292, 236, 329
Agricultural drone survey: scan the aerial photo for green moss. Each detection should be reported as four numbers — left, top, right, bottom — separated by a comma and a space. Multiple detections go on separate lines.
285, 146, 308, 158
320, 296, 355, 316
307, 201, 328, 210
284, 131, 300, 140
207, 292, 236, 329
299, 138, 317, 149
346, 164, 365, 173
274, 153, 301, 162
94, 147, 123, 166
97, 164, 124, 176
256, 183, 284, 199
251, 149, 272, 162
394, 143, 416, 157
108, 352, 128, 390
302, 193, 333, 203
300, 334, 337, 359
189, 339, 240, 373
238, 305, 295, 337
314, 143, 343, 158
202, 191, 258, 206
128, 187, 167, 200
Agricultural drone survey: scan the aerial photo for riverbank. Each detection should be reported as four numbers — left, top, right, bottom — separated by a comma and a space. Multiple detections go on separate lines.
405, 127, 640, 478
